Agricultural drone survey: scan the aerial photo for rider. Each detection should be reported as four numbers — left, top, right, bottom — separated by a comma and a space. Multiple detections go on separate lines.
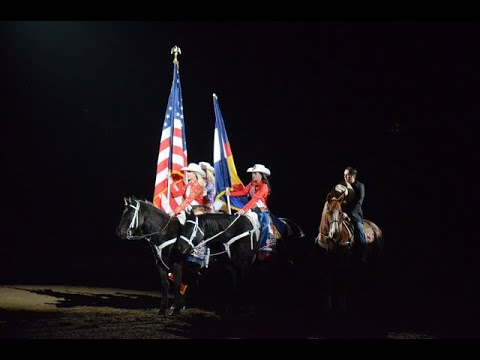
169, 162, 208, 272
331, 166, 367, 263
226, 164, 275, 260
199, 161, 216, 213
169, 162, 207, 222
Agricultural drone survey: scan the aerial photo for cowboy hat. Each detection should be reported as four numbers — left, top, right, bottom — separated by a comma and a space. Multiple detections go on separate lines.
247, 164, 271, 176
334, 184, 348, 196
332, 182, 355, 203
180, 163, 206, 178
199, 161, 215, 175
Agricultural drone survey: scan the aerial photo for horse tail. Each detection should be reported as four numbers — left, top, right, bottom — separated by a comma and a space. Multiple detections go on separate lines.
279, 217, 305, 238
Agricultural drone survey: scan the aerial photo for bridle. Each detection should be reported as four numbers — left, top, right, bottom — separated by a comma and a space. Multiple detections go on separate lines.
318, 201, 353, 250
126, 200, 172, 240
124, 199, 176, 271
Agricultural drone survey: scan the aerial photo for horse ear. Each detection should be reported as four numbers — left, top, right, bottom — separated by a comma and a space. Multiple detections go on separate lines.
326, 192, 333, 201
124, 197, 128, 205
338, 193, 345, 202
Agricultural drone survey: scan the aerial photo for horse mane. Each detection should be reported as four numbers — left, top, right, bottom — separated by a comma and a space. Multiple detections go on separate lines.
131, 196, 170, 219
319, 200, 330, 232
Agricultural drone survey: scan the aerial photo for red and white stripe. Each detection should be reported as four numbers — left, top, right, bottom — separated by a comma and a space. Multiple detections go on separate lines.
153, 115, 187, 212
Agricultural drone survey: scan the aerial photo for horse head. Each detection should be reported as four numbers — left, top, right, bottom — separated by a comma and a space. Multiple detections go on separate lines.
116, 196, 145, 240
316, 193, 351, 249
325, 193, 343, 241
116, 196, 176, 243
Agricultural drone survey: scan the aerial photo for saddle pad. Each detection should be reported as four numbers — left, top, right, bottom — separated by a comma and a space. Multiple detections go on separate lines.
364, 223, 375, 244
244, 211, 261, 241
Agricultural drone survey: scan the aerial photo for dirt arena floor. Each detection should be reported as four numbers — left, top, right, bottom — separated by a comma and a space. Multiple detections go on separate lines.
0, 285, 439, 339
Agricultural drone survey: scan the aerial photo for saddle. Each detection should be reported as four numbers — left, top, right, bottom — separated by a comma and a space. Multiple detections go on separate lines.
342, 218, 375, 244
342, 218, 355, 242
189, 205, 207, 215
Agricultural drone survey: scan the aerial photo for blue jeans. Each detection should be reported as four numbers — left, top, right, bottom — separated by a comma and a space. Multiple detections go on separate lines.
257, 211, 271, 250
352, 219, 366, 245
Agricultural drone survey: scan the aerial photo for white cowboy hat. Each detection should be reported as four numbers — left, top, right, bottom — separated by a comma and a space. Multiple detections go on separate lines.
199, 161, 215, 175
334, 184, 348, 196
247, 164, 271, 176
181, 163, 206, 178
332, 183, 355, 203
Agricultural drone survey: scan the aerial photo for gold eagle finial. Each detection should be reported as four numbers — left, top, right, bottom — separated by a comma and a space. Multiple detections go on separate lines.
171, 46, 181, 66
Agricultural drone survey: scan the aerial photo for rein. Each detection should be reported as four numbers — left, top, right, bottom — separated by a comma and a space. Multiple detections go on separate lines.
148, 237, 177, 271
185, 214, 255, 259
195, 213, 246, 247
121, 199, 178, 272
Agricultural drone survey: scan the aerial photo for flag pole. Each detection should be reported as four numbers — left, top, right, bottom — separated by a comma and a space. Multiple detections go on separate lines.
166, 46, 181, 205
213, 92, 246, 215
226, 188, 232, 214
167, 170, 171, 204
153, 45, 187, 211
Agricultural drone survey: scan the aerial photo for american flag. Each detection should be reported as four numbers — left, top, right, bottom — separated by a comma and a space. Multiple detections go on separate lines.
212, 93, 248, 213
153, 50, 188, 212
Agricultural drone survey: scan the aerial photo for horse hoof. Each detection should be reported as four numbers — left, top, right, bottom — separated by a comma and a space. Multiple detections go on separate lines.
166, 306, 182, 316
165, 307, 174, 316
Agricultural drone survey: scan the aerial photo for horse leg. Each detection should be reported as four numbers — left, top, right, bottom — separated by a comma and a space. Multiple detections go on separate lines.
216, 263, 238, 317
339, 293, 348, 314
235, 259, 257, 316
320, 262, 336, 315
331, 253, 350, 316
157, 268, 170, 315
326, 291, 333, 312
166, 262, 185, 316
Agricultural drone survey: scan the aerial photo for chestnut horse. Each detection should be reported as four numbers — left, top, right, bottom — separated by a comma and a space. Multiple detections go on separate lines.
314, 193, 383, 314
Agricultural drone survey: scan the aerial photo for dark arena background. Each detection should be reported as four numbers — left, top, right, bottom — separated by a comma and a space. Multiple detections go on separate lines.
0, 20, 477, 339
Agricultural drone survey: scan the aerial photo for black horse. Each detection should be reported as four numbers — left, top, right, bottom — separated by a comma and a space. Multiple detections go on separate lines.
176, 212, 308, 315
176, 212, 259, 314
116, 196, 185, 315
274, 216, 309, 265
